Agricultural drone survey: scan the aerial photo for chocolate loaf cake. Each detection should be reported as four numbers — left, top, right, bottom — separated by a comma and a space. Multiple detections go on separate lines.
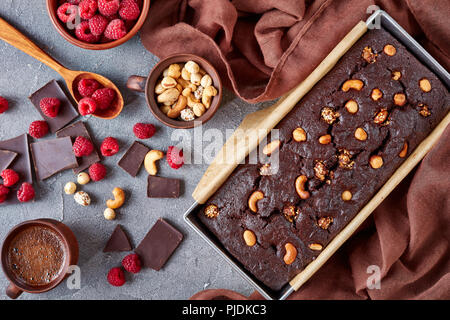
197, 29, 449, 291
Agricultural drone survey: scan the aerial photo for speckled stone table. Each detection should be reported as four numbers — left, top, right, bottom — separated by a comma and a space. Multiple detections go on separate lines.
0, 0, 274, 300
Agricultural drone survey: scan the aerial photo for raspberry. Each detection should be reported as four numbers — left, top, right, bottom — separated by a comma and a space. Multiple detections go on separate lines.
56, 3, 78, 24
75, 21, 100, 43
100, 137, 119, 156
107, 267, 125, 287
0, 96, 9, 114
72, 136, 94, 157
29, 120, 49, 139
122, 254, 141, 274
79, 0, 98, 19
91, 88, 116, 110
89, 14, 109, 36
133, 123, 156, 139
104, 19, 127, 40
17, 182, 35, 202
1, 169, 20, 187
98, 0, 120, 16
119, 0, 141, 20
0, 184, 10, 203
78, 97, 97, 116
89, 162, 106, 181
77, 79, 101, 97
40, 97, 60, 118
166, 146, 184, 169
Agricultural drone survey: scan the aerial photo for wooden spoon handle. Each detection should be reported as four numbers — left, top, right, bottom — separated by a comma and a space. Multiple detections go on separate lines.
0, 17, 66, 74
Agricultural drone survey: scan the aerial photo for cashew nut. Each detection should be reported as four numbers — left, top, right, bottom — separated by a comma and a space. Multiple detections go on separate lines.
182, 87, 192, 97
295, 175, 310, 200
283, 243, 297, 265
177, 77, 197, 91
160, 105, 171, 115
106, 187, 125, 209
144, 150, 164, 175
187, 94, 200, 108
167, 95, 187, 119
341, 79, 364, 92
157, 88, 180, 104
263, 140, 280, 156
248, 190, 264, 213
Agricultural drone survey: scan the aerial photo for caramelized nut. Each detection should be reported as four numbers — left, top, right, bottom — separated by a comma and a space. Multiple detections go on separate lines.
318, 134, 332, 145
394, 93, 406, 106
263, 140, 281, 156
314, 160, 328, 181
383, 44, 396, 56
374, 109, 388, 124
371, 88, 383, 101
341, 190, 352, 201
362, 46, 377, 63
248, 190, 264, 213
309, 243, 323, 251
243, 230, 256, 247
391, 70, 401, 80
292, 127, 307, 142
345, 100, 358, 114
342, 79, 364, 92
369, 155, 383, 169
283, 205, 299, 223
321, 107, 340, 124
283, 243, 297, 265
259, 163, 273, 176
354, 127, 367, 141
295, 175, 310, 200
338, 149, 354, 169
317, 217, 333, 230
418, 103, 431, 117
419, 78, 431, 92
399, 142, 408, 158
204, 204, 219, 218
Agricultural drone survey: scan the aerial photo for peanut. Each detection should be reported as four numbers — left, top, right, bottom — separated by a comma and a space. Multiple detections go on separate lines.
283, 243, 297, 265
309, 243, 323, 251
248, 190, 264, 213
295, 175, 310, 200
106, 187, 125, 209
157, 88, 180, 104
144, 150, 164, 175
161, 76, 177, 89
354, 127, 367, 141
342, 79, 364, 92
419, 78, 431, 92
193, 102, 206, 117
292, 127, 307, 142
167, 64, 181, 79
369, 155, 383, 169
345, 99, 358, 114
263, 140, 280, 156
318, 134, 331, 145
243, 230, 256, 247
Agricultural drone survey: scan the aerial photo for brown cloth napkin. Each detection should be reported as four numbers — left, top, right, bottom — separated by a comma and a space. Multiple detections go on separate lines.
140, 0, 450, 103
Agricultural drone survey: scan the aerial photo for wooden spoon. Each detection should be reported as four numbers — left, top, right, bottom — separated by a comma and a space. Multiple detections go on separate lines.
0, 17, 123, 119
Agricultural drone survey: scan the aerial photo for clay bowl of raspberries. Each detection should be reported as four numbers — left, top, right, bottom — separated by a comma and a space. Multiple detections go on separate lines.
47, 0, 150, 50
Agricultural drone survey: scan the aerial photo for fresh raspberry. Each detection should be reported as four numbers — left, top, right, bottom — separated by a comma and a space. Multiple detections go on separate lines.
17, 182, 35, 202
29, 120, 49, 139
89, 162, 106, 181
104, 19, 127, 40
91, 88, 116, 110
98, 0, 120, 16
0, 184, 10, 203
133, 123, 156, 139
100, 137, 119, 156
89, 14, 109, 36
78, 97, 97, 116
107, 267, 125, 287
77, 79, 101, 98
56, 3, 78, 24
0, 96, 9, 114
40, 97, 60, 118
119, 0, 141, 20
1, 169, 20, 187
75, 21, 100, 43
72, 136, 94, 157
79, 0, 98, 19
122, 254, 141, 274
166, 146, 184, 169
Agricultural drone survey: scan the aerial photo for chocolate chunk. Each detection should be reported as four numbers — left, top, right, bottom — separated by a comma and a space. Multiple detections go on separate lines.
30, 137, 78, 180
29, 80, 79, 133
0, 134, 32, 205
0, 149, 18, 172
103, 225, 132, 252
118, 141, 149, 177
135, 219, 183, 271
56, 121, 100, 174
147, 176, 181, 198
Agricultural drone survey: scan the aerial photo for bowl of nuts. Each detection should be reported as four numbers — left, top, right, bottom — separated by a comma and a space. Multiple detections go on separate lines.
127, 54, 222, 129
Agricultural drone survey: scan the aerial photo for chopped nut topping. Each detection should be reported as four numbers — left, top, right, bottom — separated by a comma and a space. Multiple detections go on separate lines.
317, 217, 333, 230
354, 127, 367, 141
369, 155, 383, 169
418, 103, 431, 117
374, 108, 389, 124
338, 149, 354, 169
321, 107, 340, 125
371, 88, 383, 101
283, 205, 299, 223
314, 160, 328, 181
318, 134, 332, 145
399, 142, 408, 158
204, 204, 219, 218
345, 100, 358, 114
391, 70, 402, 80
243, 230, 256, 247
259, 163, 273, 176
419, 78, 431, 92
394, 93, 406, 106
292, 127, 307, 142
341, 190, 352, 201
309, 243, 323, 251
383, 44, 396, 56
362, 46, 378, 63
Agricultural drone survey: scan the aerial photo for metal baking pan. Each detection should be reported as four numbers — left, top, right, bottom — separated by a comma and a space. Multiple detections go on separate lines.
183, 10, 450, 300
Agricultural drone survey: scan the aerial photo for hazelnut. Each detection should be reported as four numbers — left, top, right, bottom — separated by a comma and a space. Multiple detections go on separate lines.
362, 46, 377, 63
104, 208, 116, 220
309, 243, 323, 251
64, 182, 77, 195
185, 61, 200, 74
321, 107, 340, 124
292, 127, 307, 142
371, 88, 383, 101
383, 44, 396, 56
204, 204, 219, 218
317, 217, 333, 230
419, 78, 431, 92
77, 172, 90, 185
354, 127, 367, 141
314, 160, 328, 181
200, 75, 213, 88
283, 205, 299, 223
243, 230, 256, 247
74, 191, 91, 206
391, 70, 401, 80
341, 190, 352, 201
318, 134, 332, 145
345, 99, 358, 114
399, 142, 408, 158
418, 103, 431, 117
338, 149, 354, 169
394, 93, 406, 106
369, 155, 383, 169
374, 109, 388, 124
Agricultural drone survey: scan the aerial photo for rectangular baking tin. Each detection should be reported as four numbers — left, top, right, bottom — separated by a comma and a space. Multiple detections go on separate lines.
183, 10, 450, 300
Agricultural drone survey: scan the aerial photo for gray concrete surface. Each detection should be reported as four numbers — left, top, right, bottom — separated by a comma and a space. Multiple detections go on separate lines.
0, 1, 274, 300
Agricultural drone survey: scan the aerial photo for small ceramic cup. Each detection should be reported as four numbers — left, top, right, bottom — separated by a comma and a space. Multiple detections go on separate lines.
1, 219, 79, 299
127, 54, 223, 129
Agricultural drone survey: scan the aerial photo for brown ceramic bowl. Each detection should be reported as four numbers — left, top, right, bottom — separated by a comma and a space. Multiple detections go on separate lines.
127, 54, 223, 129
1, 219, 79, 299
46, 0, 151, 50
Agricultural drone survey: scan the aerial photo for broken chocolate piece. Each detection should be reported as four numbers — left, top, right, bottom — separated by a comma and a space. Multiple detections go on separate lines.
30, 137, 78, 180
147, 176, 181, 198
135, 218, 183, 271
0, 149, 18, 172
29, 80, 78, 133
118, 141, 149, 177
0, 134, 33, 205
56, 121, 100, 174
103, 225, 132, 252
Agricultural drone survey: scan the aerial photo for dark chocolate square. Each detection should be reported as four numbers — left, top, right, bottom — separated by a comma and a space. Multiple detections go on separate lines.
0, 149, 18, 172
29, 80, 79, 133
135, 219, 183, 271
118, 141, 149, 177
147, 176, 181, 198
30, 137, 78, 180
